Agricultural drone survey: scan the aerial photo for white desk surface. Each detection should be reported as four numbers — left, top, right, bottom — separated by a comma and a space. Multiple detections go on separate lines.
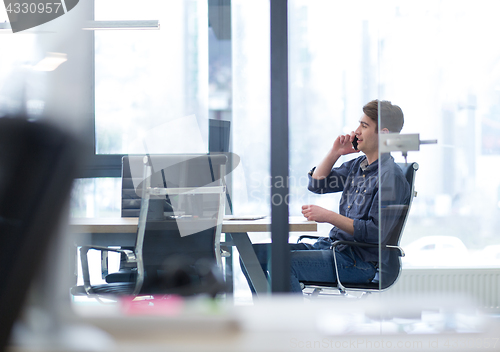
8, 295, 498, 352
70, 216, 317, 234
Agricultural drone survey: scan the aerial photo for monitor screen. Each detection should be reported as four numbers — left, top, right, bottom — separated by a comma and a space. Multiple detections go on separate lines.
209, 119, 231, 153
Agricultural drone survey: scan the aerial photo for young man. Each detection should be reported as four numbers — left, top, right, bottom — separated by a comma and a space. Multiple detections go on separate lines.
245, 100, 410, 293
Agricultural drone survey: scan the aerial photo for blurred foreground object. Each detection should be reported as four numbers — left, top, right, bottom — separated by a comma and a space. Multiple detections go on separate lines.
0, 117, 81, 352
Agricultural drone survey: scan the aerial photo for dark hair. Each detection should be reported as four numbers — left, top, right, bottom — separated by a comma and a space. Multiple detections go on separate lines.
363, 100, 404, 133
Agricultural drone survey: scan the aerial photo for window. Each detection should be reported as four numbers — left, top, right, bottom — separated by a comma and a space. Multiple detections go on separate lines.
95, 0, 209, 155
377, 1, 500, 268
72, 0, 210, 217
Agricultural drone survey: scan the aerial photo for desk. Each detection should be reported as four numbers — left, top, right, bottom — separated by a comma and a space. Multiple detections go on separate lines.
70, 216, 316, 234
70, 216, 317, 295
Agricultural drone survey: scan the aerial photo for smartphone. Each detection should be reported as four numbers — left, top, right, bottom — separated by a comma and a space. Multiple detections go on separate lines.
352, 136, 358, 150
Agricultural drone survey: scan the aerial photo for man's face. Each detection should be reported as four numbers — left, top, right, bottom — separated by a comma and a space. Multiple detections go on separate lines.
354, 114, 378, 155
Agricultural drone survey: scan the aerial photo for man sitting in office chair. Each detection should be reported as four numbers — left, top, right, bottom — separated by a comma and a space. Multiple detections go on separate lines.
244, 100, 410, 293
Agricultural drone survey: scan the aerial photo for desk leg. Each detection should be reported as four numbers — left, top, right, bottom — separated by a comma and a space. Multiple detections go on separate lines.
220, 241, 234, 296
230, 232, 269, 295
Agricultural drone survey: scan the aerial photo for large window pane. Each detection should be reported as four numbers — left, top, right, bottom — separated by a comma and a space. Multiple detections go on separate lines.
377, 1, 500, 269
231, 0, 270, 216
288, 0, 379, 238
95, 0, 209, 155
289, 0, 500, 272
70, 178, 121, 218
228, 0, 271, 300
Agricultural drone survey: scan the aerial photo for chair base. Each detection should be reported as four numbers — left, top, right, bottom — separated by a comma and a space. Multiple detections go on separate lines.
71, 283, 135, 296
300, 280, 383, 298
302, 285, 372, 299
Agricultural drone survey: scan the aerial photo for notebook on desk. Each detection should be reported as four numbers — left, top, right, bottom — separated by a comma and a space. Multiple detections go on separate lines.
223, 215, 267, 221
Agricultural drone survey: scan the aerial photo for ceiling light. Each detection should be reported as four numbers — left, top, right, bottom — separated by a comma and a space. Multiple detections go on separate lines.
82, 20, 160, 30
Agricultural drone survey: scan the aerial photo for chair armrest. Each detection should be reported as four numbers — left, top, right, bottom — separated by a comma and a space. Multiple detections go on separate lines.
80, 245, 136, 262
79, 246, 137, 294
331, 240, 404, 257
297, 234, 321, 243
331, 240, 404, 294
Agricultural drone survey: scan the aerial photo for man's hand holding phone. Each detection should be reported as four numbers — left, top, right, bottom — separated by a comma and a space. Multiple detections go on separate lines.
333, 133, 359, 156
312, 132, 359, 180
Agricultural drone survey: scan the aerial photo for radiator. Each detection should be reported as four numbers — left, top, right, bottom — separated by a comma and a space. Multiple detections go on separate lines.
383, 268, 500, 312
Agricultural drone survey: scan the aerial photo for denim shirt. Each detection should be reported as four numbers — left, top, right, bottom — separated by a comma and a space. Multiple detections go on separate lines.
307, 154, 410, 263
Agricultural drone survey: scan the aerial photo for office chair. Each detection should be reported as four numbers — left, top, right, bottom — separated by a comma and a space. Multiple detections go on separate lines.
299, 162, 418, 297
72, 154, 228, 298
121, 155, 142, 217
113, 153, 232, 281
0, 118, 81, 352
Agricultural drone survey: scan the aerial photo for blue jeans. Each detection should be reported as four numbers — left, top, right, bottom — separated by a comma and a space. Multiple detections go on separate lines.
242, 238, 377, 293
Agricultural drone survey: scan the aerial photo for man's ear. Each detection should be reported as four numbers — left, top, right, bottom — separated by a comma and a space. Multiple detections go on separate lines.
380, 128, 390, 134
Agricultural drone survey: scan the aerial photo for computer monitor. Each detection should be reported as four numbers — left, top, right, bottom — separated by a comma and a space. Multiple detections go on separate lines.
208, 119, 232, 212
209, 119, 231, 153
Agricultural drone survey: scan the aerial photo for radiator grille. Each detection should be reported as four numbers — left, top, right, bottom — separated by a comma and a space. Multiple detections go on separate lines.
383, 268, 500, 311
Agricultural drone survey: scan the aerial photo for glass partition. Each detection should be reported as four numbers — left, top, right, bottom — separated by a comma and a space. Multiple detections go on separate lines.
68, 0, 272, 303
231, 0, 270, 217
288, 0, 379, 239
229, 0, 271, 300
376, 0, 499, 335
288, 0, 495, 336
2, 0, 499, 347
378, 0, 500, 270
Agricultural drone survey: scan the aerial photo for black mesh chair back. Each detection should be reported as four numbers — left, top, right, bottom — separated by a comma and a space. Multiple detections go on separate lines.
133, 154, 228, 293
376, 162, 419, 289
